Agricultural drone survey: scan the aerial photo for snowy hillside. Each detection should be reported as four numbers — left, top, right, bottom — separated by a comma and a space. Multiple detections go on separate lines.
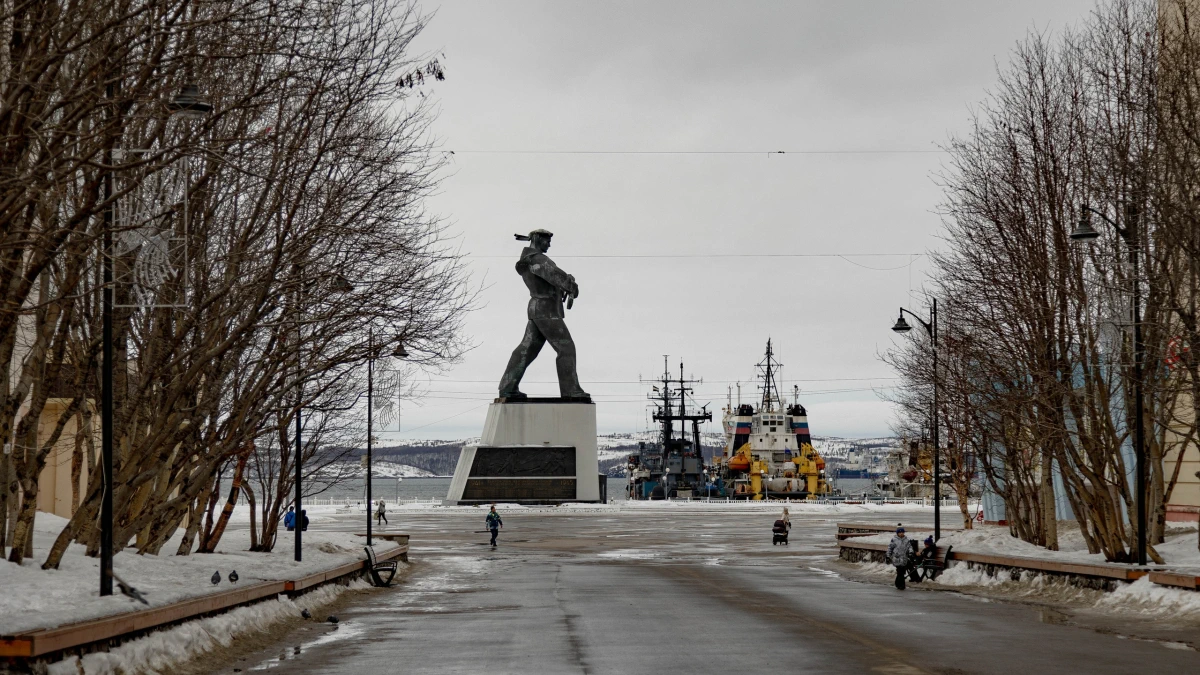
360, 433, 899, 478
326, 461, 437, 478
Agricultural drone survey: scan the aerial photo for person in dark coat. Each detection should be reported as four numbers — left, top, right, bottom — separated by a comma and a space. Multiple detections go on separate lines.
485, 505, 503, 547
886, 527, 919, 589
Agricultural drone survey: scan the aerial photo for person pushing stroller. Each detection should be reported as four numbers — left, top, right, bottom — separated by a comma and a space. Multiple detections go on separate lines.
772, 507, 791, 545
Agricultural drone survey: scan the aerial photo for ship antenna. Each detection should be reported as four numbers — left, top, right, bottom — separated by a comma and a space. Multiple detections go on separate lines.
757, 338, 783, 412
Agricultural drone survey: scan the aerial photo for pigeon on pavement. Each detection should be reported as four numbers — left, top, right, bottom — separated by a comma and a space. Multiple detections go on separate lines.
228, 570, 239, 583
301, 608, 312, 619
327, 615, 339, 624
211, 570, 221, 585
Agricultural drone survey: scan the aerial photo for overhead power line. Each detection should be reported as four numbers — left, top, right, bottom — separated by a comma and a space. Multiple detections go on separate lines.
471, 253, 926, 259
427, 377, 898, 384
448, 149, 946, 156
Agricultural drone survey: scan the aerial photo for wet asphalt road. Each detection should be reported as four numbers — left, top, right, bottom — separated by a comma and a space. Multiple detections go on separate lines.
222, 507, 1200, 675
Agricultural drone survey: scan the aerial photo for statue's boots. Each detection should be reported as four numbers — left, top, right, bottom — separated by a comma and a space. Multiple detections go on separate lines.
556, 354, 590, 399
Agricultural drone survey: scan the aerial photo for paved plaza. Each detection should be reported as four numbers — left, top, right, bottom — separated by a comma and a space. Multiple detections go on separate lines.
198, 507, 1200, 674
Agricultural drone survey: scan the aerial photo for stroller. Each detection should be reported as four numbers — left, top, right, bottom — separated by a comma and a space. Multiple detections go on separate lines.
772, 519, 789, 545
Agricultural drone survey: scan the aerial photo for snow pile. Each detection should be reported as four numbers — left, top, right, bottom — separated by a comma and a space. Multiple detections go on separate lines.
46, 580, 370, 675
0, 512, 398, 635
853, 524, 1200, 569
1096, 577, 1200, 619
936, 563, 1013, 588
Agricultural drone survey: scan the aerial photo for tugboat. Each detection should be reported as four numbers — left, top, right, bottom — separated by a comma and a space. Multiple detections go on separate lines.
714, 340, 830, 500
626, 358, 715, 499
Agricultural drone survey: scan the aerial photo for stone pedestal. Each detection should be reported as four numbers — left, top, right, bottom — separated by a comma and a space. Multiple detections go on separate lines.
446, 399, 599, 504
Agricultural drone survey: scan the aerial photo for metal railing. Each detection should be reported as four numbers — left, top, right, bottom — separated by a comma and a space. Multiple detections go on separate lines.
302, 497, 445, 507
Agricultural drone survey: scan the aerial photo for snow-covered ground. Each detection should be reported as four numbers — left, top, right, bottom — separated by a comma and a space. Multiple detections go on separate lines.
0, 511, 400, 636
853, 521, 1200, 570
851, 525, 1200, 625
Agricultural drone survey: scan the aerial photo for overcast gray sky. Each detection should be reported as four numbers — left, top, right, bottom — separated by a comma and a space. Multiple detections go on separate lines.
389, 0, 1098, 442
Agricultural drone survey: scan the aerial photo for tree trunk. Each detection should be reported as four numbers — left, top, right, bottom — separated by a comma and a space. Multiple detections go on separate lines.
0, 447, 9, 554
1040, 451, 1058, 551
70, 416, 84, 515
243, 483, 259, 551
177, 476, 216, 556
6, 480, 38, 564
198, 452, 248, 553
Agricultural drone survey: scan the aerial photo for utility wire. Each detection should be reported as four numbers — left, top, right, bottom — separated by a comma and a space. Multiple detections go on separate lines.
471, 253, 926, 259
425, 377, 898, 384
449, 149, 945, 156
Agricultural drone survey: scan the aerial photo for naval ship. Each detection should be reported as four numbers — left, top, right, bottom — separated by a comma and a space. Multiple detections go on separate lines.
714, 340, 830, 500
626, 359, 714, 499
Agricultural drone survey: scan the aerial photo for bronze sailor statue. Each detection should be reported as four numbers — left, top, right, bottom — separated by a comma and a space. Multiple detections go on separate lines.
498, 229, 590, 400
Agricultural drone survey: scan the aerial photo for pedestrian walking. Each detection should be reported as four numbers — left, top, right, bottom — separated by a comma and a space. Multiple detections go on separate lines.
284, 506, 296, 532
779, 506, 791, 529
376, 500, 388, 527
485, 505, 503, 547
886, 526, 919, 589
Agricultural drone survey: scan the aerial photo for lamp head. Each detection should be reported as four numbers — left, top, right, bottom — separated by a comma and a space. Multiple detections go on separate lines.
169, 83, 212, 119
891, 313, 912, 333
1071, 205, 1100, 241
392, 342, 409, 358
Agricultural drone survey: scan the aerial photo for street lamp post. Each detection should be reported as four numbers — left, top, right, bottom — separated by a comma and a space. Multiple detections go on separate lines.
101, 83, 210, 595
366, 329, 408, 545
367, 328, 374, 546
295, 372, 303, 562
891, 298, 940, 542
100, 83, 115, 597
1071, 202, 1146, 566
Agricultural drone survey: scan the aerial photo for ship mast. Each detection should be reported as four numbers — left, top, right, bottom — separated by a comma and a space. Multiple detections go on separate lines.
645, 357, 712, 455
757, 339, 783, 412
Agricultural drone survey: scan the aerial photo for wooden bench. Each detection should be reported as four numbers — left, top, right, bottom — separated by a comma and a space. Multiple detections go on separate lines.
917, 545, 954, 580
354, 532, 410, 546
835, 522, 957, 540
1148, 571, 1200, 589
364, 547, 399, 587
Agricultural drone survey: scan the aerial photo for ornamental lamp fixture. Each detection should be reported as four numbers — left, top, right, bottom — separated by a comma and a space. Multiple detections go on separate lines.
1071, 205, 1101, 242
169, 83, 213, 120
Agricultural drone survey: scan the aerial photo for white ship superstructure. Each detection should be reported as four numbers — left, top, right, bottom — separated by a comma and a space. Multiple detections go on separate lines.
714, 340, 829, 499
